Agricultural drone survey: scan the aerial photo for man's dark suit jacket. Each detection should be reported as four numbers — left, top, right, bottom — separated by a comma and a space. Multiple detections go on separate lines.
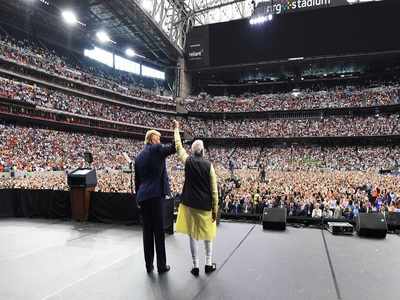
134, 143, 176, 202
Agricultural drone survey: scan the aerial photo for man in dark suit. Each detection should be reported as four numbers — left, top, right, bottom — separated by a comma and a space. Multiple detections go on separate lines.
135, 129, 176, 274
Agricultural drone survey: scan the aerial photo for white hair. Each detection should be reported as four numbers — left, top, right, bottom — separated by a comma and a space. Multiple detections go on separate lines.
191, 140, 204, 156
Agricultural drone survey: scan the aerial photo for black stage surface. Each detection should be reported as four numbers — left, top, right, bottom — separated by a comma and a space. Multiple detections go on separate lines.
0, 219, 398, 300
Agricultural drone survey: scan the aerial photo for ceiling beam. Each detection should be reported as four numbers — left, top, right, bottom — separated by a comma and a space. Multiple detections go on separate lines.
191, 0, 247, 16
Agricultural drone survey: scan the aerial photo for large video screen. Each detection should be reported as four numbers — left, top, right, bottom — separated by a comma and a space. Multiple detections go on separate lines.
204, 1, 400, 68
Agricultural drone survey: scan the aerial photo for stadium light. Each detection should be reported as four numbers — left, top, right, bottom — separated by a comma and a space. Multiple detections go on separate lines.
96, 31, 112, 44
62, 10, 78, 25
249, 14, 273, 25
125, 48, 136, 57
288, 57, 304, 61
142, 0, 153, 12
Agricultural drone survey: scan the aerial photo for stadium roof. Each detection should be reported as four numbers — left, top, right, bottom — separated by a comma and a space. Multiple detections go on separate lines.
0, 0, 252, 65
178, 0, 383, 27
0, 0, 187, 66
183, 0, 252, 25
0, 0, 383, 67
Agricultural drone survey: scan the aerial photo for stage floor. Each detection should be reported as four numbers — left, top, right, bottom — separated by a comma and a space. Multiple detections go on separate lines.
0, 219, 398, 300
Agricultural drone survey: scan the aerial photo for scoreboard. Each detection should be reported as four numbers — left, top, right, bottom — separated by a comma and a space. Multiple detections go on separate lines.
186, 0, 397, 69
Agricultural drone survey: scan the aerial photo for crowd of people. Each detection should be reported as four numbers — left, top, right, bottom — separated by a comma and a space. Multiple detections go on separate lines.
2, 159, 399, 220
5, 75, 400, 140
4, 31, 400, 117
0, 34, 174, 105
0, 123, 143, 172
3, 123, 399, 174
219, 170, 400, 219
1, 124, 400, 222
186, 114, 400, 138
0, 28, 400, 222
185, 84, 400, 112
202, 145, 400, 172
1, 35, 400, 140
0, 76, 173, 129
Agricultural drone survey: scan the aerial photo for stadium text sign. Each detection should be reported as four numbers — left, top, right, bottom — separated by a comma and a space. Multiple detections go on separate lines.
269, 0, 381, 14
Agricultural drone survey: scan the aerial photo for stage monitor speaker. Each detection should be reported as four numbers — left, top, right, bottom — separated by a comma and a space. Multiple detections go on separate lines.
356, 213, 387, 238
386, 212, 400, 231
262, 207, 286, 230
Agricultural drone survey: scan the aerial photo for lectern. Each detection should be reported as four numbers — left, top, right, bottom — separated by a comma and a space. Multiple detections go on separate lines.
67, 168, 97, 221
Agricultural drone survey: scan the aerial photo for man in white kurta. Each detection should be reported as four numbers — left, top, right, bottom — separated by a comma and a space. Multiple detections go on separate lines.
173, 120, 218, 276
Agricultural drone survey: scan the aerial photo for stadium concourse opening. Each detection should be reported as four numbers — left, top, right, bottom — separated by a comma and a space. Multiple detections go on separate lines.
0, 0, 400, 299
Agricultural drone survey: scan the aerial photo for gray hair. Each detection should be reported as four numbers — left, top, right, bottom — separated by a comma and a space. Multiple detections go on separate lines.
191, 140, 205, 156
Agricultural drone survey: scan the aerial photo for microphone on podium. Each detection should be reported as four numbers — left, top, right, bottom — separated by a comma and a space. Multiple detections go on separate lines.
122, 153, 136, 200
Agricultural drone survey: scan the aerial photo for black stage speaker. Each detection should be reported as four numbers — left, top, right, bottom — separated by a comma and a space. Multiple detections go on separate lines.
356, 213, 387, 238
262, 207, 287, 230
386, 212, 400, 231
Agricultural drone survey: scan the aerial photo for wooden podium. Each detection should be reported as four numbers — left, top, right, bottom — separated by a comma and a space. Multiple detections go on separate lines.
70, 186, 95, 221
67, 168, 97, 222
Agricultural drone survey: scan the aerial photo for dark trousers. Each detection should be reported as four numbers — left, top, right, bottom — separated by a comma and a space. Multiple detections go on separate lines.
141, 197, 166, 269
